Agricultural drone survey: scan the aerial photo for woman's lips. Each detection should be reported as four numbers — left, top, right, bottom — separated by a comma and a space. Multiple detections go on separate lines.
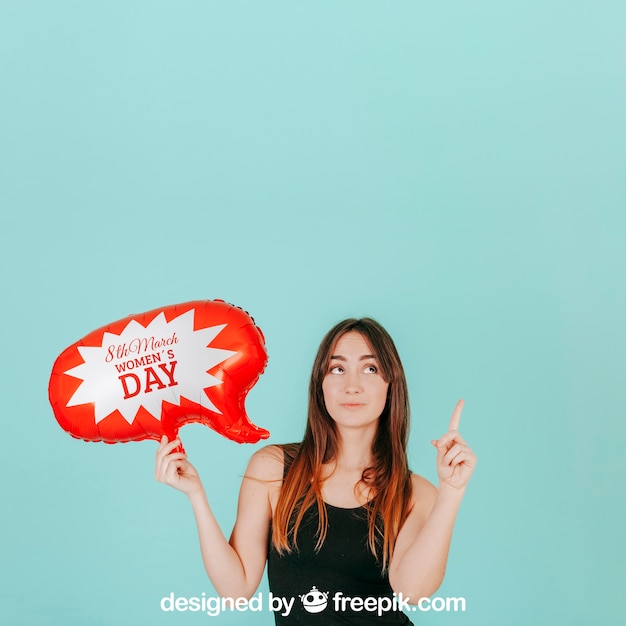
340, 403, 365, 408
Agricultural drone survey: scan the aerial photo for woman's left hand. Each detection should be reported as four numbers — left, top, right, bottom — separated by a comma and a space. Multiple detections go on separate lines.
431, 400, 476, 491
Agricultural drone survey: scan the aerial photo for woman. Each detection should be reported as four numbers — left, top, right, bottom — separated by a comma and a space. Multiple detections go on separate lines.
155, 318, 476, 624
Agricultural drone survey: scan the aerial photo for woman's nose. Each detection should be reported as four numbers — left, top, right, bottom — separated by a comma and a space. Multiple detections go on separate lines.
344, 371, 363, 392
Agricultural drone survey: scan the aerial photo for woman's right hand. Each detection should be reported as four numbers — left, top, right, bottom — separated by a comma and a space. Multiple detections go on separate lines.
155, 436, 204, 497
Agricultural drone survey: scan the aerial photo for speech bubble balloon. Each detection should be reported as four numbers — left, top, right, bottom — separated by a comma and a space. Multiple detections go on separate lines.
49, 300, 269, 444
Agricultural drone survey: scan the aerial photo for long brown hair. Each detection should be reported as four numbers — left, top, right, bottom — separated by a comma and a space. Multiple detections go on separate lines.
272, 318, 412, 570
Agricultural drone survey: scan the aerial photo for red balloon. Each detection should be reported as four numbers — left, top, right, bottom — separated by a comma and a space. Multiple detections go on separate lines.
49, 300, 270, 444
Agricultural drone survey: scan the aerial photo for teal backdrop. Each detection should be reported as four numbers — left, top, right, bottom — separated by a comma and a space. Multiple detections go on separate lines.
1, 2, 624, 625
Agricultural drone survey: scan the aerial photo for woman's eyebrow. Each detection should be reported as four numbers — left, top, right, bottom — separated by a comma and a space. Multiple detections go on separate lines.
329, 354, 377, 360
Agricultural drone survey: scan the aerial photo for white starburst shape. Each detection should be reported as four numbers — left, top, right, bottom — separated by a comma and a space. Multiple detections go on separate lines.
64, 310, 236, 424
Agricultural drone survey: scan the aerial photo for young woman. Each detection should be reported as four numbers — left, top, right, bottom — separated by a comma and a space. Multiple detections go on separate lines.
155, 318, 476, 624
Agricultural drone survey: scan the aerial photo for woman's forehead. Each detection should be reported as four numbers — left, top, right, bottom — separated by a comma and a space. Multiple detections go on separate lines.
330, 331, 376, 357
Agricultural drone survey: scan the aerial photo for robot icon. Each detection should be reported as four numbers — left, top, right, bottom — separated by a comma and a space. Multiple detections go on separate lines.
299, 586, 329, 613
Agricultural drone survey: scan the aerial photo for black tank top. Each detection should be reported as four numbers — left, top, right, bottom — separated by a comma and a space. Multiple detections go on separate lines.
267, 446, 414, 625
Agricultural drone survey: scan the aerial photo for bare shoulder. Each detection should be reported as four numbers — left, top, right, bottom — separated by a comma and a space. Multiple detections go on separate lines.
244, 445, 284, 482
410, 472, 436, 496
409, 473, 437, 518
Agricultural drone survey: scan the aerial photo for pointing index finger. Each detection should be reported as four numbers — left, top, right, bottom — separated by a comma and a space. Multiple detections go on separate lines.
448, 399, 464, 432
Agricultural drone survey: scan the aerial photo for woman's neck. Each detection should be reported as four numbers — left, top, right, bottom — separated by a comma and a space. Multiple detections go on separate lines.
333, 423, 377, 471
320, 426, 377, 507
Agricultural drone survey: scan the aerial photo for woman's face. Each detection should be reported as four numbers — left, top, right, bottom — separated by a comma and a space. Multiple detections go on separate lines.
321, 331, 389, 431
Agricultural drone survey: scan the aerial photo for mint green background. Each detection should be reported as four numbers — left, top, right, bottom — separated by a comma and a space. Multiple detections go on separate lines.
2, 2, 624, 624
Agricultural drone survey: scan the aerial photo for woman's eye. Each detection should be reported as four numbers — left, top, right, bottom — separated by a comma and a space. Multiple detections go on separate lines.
329, 366, 344, 374
364, 365, 378, 374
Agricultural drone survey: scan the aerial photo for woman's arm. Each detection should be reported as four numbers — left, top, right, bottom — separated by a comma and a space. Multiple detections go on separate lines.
155, 438, 283, 599
388, 400, 476, 602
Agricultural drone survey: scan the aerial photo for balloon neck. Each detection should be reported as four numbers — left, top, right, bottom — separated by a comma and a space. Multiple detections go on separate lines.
164, 427, 184, 453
